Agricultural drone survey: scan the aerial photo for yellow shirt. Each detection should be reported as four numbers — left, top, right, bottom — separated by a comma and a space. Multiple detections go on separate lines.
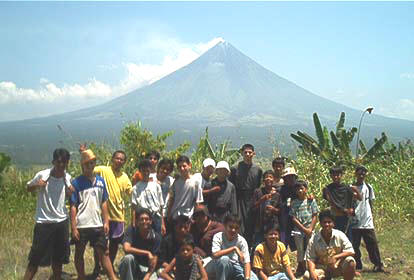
94, 166, 132, 222
253, 241, 290, 276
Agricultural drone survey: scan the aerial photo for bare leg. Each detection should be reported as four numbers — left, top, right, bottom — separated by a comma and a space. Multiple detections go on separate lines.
96, 247, 118, 280
109, 238, 120, 269
74, 243, 87, 280
23, 265, 38, 280
51, 262, 63, 280
93, 248, 102, 274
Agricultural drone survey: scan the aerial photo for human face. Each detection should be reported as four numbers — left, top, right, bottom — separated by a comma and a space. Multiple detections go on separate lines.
355, 170, 366, 184
284, 174, 296, 187
193, 212, 208, 226
296, 185, 307, 200
242, 148, 255, 164
215, 168, 229, 180
265, 229, 280, 247
224, 222, 240, 241
148, 156, 159, 170
157, 163, 172, 181
52, 157, 69, 173
112, 152, 126, 171
202, 165, 215, 178
137, 213, 152, 231
83, 159, 96, 175
330, 172, 342, 184
320, 217, 334, 234
179, 244, 194, 261
175, 222, 190, 237
140, 166, 151, 181
264, 174, 275, 188
272, 163, 284, 177
178, 161, 192, 178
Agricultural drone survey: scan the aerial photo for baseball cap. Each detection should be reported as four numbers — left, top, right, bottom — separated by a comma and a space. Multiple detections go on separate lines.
203, 158, 216, 168
215, 161, 230, 173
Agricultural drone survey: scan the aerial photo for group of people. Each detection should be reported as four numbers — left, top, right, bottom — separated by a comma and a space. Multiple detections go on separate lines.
23, 143, 385, 280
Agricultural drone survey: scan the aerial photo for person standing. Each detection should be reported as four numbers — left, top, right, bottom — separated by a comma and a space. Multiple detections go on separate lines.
229, 144, 263, 244
23, 148, 73, 280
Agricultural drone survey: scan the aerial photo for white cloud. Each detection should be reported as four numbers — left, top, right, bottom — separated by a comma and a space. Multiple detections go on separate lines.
376, 99, 414, 121
0, 37, 224, 106
400, 72, 414, 79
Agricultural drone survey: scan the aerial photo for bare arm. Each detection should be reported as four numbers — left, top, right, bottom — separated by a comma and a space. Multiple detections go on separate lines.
101, 201, 110, 235
70, 205, 80, 241
212, 246, 237, 259
284, 264, 296, 280
256, 269, 268, 280
307, 260, 319, 280
292, 216, 308, 233
244, 261, 251, 279
198, 257, 208, 280
27, 179, 47, 193
350, 185, 362, 201
159, 258, 176, 280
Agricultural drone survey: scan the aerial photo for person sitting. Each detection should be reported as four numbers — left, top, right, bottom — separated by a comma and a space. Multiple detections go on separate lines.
119, 208, 161, 280
304, 210, 357, 280
160, 235, 208, 280
253, 225, 296, 280
211, 214, 258, 280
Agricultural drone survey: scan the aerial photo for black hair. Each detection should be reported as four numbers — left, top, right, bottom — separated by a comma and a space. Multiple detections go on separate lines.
295, 180, 308, 190
223, 214, 241, 226
53, 148, 70, 162
138, 159, 152, 171
112, 150, 127, 160
241, 143, 254, 152
174, 215, 191, 226
264, 224, 281, 234
180, 234, 195, 248
135, 208, 153, 220
355, 165, 368, 173
146, 150, 160, 161
319, 209, 335, 222
157, 158, 174, 172
329, 166, 344, 175
176, 155, 191, 166
272, 157, 286, 167
263, 170, 276, 179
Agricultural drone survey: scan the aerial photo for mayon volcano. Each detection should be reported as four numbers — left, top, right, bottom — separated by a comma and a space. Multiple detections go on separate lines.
1, 41, 413, 163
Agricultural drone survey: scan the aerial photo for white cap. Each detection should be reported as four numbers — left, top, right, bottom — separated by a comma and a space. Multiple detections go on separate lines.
215, 161, 230, 173
203, 158, 216, 168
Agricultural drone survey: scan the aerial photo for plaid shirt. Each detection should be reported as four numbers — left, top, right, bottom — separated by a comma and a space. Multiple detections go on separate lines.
289, 198, 319, 229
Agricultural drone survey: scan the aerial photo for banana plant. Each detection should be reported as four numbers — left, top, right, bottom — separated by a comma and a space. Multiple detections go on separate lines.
291, 112, 388, 165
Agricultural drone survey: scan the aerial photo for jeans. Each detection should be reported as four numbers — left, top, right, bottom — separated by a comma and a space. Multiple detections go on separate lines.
351, 228, 383, 269
268, 272, 289, 280
214, 256, 258, 280
118, 254, 157, 280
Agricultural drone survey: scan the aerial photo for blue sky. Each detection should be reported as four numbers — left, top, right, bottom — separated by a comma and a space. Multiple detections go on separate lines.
1, 1, 414, 121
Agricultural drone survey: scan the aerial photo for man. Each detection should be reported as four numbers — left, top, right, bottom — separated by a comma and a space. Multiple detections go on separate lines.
229, 144, 262, 244
24, 148, 73, 280
119, 208, 161, 280
304, 210, 356, 280
80, 144, 132, 273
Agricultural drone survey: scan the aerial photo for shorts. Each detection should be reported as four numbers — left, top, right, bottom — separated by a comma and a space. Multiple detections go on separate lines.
109, 221, 124, 240
76, 227, 108, 250
303, 256, 356, 279
28, 219, 70, 267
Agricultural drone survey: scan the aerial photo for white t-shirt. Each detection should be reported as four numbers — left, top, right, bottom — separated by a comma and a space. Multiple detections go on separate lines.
352, 182, 375, 229
212, 232, 250, 264
150, 173, 174, 216
193, 172, 210, 189
131, 180, 164, 217
27, 168, 71, 223
169, 175, 203, 219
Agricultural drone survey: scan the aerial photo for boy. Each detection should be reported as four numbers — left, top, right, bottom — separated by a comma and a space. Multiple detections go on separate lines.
70, 149, 117, 280
304, 210, 356, 280
80, 144, 132, 273
252, 170, 281, 246
204, 160, 238, 223
151, 158, 175, 207
166, 155, 203, 223
272, 157, 286, 188
131, 159, 165, 235
193, 157, 216, 192
24, 148, 72, 280
253, 225, 296, 280
289, 180, 319, 276
211, 214, 258, 280
132, 151, 160, 185
350, 165, 384, 272
119, 208, 161, 280
279, 166, 298, 248
322, 167, 361, 234
160, 235, 208, 280
229, 144, 263, 244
